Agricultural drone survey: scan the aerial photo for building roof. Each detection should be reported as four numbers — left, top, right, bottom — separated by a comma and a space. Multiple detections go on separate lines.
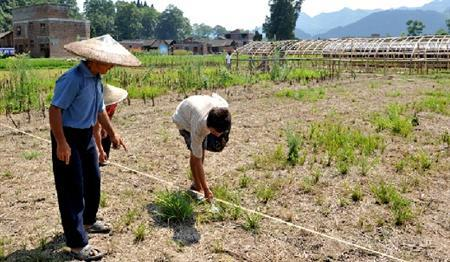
208, 39, 235, 47
0, 31, 12, 39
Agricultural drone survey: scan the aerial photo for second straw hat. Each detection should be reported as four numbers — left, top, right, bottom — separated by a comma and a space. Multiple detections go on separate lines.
103, 84, 128, 106
64, 34, 141, 67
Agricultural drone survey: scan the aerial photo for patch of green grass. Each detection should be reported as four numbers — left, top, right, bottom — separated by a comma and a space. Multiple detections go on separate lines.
205, 185, 242, 222
154, 191, 193, 223
1, 170, 12, 179
414, 90, 450, 115
286, 130, 302, 166
411, 152, 432, 171
369, 81, 380, 89
253, 144, 286, 170
371, 181, 413, 225
396, 152, 432, 173
338, 197, 350, 207
123, 209, 139, 227
239, 175, 252, 188
133, 223, 147, 243
255, 184, 277, 204
386, 91, 402, 97
299, 172, 321, 193
307, 121, 384, 174
350, 185, 363, 202
22, 150, 41, 160
443, 131, 450, 147
276, 87, 326, 102
100, 192, 108, 208
371, 104, 413, 137
242, 213, 262, 233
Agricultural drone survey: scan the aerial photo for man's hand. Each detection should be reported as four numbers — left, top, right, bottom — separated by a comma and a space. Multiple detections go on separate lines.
110, 134, 127, 151
57, 141, 71, 165
204, 189, 214, 202
98, 149, 108, 164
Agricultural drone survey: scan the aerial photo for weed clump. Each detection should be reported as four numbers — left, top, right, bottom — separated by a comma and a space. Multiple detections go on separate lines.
154, 191, 193, 223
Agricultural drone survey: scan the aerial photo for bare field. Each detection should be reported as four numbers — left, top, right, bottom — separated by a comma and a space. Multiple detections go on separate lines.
0, 74, 449, 261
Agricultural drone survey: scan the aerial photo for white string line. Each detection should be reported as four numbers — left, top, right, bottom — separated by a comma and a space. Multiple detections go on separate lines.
0, 122, 407, 262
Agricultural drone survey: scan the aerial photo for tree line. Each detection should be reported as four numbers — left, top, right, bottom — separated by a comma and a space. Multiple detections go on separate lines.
0, 0, 232, 41
0, 0, 306, 41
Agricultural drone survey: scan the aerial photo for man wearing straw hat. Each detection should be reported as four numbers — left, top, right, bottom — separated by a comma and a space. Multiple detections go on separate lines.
49, 34, 140, 261
94, 84, 128, 166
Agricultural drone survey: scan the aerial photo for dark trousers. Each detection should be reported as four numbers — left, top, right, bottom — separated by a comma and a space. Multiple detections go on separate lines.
51, 127, 101, 248
102, 135, 111, 158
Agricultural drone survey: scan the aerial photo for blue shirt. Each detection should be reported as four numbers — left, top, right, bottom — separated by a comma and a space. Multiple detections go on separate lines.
51, 61, 105, 129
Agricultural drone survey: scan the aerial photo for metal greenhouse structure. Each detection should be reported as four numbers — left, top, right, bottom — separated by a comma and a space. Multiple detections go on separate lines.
234, 36, 450, 74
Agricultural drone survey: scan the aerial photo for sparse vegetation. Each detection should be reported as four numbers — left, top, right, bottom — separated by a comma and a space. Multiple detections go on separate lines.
306, 121, 384, 175
22, 150, 41, 160
133, 223, 147, 243
371, 181, 413, 225
242, 213, 262, 233
255, 184, 277, 203
276, 87, 326, 102
372, 104, 413, 137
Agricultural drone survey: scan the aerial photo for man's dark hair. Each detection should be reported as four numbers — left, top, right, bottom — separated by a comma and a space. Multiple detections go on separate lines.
207, 107, 231, 133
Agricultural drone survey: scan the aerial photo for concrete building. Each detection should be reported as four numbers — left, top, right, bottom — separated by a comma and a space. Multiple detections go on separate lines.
12, 4, 90, 58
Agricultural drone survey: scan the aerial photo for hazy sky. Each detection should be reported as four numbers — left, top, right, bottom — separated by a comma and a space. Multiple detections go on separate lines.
76, 0, 434, 30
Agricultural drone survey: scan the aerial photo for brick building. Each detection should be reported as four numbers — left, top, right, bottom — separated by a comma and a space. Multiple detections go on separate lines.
12, 4, 90, 58
225, 29, 254, 47
0, 31, 13, 47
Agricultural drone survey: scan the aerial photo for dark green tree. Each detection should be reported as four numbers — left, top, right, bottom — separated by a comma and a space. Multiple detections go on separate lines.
446, 19, 450, 34
139, 4, 159, 38
192, 23, 213, 39
84, 0, 116, 37
155, 5, 191, 41
406, 20, 425, 36
253, 30, 263, 41
115, 1, 143, 40
263, 0, 304, 40
435, 28, 448, 35
212, 25, 227, 38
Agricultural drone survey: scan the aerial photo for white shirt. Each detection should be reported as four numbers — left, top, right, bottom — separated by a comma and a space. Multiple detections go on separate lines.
226, 54, 232, 64
172, 93, 228, 158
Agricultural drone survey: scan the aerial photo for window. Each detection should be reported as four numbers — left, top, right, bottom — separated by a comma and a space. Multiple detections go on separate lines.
40, 23, 47, 33
30, 40, 34, 48
16, 26, 21, 36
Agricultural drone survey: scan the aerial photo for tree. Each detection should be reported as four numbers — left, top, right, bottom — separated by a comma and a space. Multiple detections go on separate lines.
435, 28, 448, 35
139, 4, 159, 38
115, 1, 143, 40
406, 20, 425, 36
84, 0, 116, 37
155, 5, 191, 41
263, 0, 304, 40
253, 30, 263, 41
446, 19, 450, 34
212, 25, 227, 38
192, 23, 213, 39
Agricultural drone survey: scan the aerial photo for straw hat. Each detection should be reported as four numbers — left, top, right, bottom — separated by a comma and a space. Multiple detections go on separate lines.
64, 34, 141, 67
104, 84, 128, 106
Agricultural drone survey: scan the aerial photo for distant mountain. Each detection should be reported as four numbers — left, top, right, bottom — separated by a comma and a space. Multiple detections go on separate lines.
297, 8, 378, 36
315, 10, 447, 39
294, 28, 311, 39
421, 0, 450, 13
296, 0, 450, 39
